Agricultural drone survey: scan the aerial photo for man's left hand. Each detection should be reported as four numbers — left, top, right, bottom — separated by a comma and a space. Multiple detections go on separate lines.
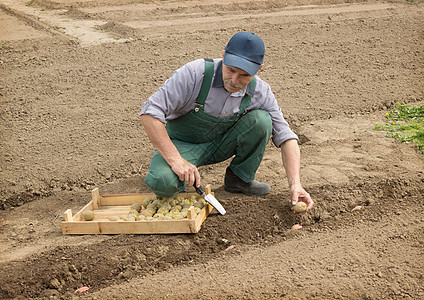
290, 184, 314, 213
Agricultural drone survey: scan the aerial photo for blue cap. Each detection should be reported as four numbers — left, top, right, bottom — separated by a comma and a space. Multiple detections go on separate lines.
224, 32, 265, 76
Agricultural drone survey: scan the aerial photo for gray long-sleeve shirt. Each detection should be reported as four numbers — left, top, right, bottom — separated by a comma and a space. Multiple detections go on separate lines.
140, 58, 298, 147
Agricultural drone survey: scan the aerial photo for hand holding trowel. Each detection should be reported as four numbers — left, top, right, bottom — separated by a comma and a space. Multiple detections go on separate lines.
194, 180, 226, 215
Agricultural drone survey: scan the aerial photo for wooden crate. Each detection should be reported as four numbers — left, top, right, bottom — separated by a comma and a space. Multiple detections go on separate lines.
61, 185, 214, 234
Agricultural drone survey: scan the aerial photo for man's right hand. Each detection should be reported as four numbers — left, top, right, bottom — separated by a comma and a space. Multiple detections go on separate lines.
169, 157, 201, 188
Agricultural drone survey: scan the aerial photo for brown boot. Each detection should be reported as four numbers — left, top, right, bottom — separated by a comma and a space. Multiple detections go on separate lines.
224, 167, 271, 196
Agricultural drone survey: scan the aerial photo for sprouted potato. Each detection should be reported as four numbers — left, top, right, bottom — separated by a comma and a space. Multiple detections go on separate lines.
193, 201, 204, 209
141, 210, 154, 217
128, 209, 139, 216
131, 203, 142, 213
142, 197, 152, 209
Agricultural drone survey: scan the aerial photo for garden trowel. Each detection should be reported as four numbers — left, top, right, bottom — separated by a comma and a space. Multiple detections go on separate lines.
194, 182, 226, 215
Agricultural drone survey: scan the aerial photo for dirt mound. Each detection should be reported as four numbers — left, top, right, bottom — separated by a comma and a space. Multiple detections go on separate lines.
97, 21, 138, 37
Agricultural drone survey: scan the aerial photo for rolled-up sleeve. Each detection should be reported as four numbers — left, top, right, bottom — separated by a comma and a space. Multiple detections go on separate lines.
139, 59, 204, 123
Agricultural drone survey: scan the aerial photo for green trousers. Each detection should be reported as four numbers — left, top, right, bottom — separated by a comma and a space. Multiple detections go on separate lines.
145, 110, 272, 197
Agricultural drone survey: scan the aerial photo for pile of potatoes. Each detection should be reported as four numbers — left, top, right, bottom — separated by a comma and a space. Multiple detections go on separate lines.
107, 194, 206, 222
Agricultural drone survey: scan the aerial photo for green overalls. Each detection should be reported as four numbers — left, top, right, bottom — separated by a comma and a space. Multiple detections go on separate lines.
145, 59, 272, 197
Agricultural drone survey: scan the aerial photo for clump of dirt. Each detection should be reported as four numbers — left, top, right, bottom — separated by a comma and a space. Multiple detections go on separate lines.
97, 21, 137, 37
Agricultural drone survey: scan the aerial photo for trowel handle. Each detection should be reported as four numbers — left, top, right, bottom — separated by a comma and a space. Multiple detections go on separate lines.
193, 180, 205, 195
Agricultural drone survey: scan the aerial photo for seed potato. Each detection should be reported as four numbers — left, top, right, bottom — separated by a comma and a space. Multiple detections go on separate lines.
128, 209, 139, 216
142, 197, 152, 208
83, 210, 95, 221
109, 216, 120, 221
193, 201, 204, 209
293, 202, 307, 213
131, 203, 142, 212
141, 210, 154, 217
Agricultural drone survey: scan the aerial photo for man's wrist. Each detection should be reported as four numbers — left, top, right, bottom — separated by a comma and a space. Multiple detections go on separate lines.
165, 154, 183, 167
288, 177, 301, 188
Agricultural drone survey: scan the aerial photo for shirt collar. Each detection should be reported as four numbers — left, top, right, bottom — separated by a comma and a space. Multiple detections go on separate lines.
212, 60, 254, 96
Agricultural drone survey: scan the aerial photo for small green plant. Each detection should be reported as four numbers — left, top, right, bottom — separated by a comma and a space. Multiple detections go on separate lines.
374, 103, 424, 154
26, 0, 35, 6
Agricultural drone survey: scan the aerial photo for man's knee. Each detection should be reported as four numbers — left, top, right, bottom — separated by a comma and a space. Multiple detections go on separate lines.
243, 110, 272, 137
145, 165, 181, 198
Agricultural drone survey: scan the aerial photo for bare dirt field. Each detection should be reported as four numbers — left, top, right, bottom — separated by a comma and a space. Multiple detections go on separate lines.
0, 0, 423, 299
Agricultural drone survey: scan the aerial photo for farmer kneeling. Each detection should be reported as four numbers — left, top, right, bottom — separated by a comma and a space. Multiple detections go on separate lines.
139, 32, 313, 211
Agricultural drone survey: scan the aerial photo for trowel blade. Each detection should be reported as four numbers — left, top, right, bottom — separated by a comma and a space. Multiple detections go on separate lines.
204, 193, 226, 215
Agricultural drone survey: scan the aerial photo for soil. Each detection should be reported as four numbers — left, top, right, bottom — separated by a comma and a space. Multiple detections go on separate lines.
1, 0, 423, 299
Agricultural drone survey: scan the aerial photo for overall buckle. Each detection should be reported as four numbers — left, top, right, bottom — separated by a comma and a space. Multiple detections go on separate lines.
194, 103, 203, 112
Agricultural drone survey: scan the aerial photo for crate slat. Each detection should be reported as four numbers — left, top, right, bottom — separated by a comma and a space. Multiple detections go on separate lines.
92, 188, 101, 209
62, 219, 198, 234
100, 194, 150, 206
64, 209, 73, 222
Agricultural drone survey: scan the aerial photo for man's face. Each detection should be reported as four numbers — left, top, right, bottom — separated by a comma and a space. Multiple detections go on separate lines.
222, 64, 254, 93
222, 51, 261, 93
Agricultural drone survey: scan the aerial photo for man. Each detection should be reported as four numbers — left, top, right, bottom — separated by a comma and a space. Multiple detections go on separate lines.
139, 32, 313, 212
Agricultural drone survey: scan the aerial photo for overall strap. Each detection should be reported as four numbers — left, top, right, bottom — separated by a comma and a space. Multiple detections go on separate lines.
237, 76, 256, 116
194, 59, 214, 111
